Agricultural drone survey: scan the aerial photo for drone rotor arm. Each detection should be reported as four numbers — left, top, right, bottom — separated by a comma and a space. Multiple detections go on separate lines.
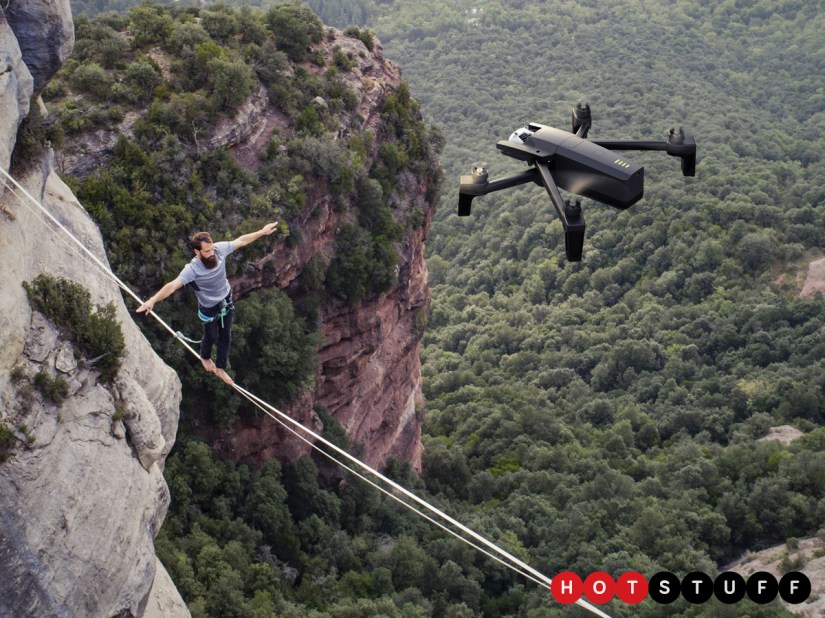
458, 168, 541, 216
590, 140, 668, 150
591, 133, 697, 177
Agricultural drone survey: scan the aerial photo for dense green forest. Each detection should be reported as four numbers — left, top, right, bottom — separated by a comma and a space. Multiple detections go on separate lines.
384, 0, 825, 616
33, 0, 825, 616
386, 0, 825, 615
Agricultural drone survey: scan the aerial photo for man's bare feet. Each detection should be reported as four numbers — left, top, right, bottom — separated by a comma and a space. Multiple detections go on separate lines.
200, 358, 216, 373
214, 368, 234, 385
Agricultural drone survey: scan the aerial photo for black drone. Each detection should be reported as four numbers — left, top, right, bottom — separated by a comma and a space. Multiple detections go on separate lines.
458, 102, 696, 261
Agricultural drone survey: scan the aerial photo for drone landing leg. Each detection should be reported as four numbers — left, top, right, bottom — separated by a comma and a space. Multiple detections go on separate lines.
534, 162, 586, 261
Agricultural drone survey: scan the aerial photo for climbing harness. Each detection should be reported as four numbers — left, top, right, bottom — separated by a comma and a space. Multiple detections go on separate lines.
176, 298, 233, 344
198, 297, 232, 327
0, 166, 612, 618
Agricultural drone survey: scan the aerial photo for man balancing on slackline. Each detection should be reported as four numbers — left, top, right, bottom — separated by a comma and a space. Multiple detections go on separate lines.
136, 222, 279, 385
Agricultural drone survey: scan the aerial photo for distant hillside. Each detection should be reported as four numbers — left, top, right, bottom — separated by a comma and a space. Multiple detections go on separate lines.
372, 0, 825, 616
723, 535, 825, 617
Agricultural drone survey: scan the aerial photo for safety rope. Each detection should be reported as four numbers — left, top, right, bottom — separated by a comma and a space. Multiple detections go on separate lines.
174, 331, 201, 345
0, 166, 612, 618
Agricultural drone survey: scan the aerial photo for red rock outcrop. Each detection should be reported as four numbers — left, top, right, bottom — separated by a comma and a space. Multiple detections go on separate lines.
49, 26, 435, 472
211, 33, 436, 473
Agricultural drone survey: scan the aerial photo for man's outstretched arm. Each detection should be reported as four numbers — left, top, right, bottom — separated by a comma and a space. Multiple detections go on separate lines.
136, 278, 184, 314
232, 222, 279, 250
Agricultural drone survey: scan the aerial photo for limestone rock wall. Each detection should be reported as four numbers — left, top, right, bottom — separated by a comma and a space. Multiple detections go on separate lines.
3, 0, 73, 94
0, 168, 188, 618
0, 1, 189, 616
0, 10, 33, 170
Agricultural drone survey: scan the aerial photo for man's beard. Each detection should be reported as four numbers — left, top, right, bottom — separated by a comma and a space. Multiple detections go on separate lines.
200, 254, 218, 269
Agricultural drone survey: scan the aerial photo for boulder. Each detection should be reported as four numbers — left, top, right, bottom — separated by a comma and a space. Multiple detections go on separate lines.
2, 0, 73, 94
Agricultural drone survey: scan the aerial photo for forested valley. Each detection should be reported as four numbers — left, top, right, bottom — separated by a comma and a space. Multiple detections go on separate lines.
37, 0, 825, 616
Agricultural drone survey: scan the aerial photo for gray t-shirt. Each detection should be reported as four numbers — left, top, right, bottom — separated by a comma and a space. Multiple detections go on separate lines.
177, 241, 235, 308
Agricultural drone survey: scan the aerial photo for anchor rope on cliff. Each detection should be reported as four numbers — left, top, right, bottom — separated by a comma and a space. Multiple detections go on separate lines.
0, 166, 612, 618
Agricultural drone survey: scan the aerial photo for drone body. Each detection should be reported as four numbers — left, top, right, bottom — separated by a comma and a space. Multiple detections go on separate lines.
459, 103, 696, 261
501, 123, 645, 209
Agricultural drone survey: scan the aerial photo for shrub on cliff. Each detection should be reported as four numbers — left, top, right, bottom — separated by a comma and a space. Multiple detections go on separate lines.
325, 224, 399, 304
231, 288, 321, 404
23, 274, 125, 382
344, 26, 375, 51
265, 3, 324, 62
0, 423, 15, 463
33, 371, 70, 405
207, 57, 256, 112
128, 5, 174, 47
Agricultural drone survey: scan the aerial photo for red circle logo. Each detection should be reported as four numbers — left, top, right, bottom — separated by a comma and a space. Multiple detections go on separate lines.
584, 571, 616, 604
551, 572, 583, 604
617, 571, 648, 604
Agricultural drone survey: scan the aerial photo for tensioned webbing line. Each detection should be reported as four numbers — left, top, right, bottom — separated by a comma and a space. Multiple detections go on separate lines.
0, 171, 562, 593
233, 383, 553, 589
0, 169, 560, 590
0, 166, 611, 618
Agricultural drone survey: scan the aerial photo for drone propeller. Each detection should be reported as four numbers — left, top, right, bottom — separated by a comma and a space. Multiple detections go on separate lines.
572, 101, 592, 138
458, 165, 541, 216
458, 160, 587, 261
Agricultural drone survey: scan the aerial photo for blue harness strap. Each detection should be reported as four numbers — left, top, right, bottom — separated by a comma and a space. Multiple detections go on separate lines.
198, 297, 232, 328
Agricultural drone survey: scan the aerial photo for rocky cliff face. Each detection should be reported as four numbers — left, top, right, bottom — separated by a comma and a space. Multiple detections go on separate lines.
220, 165, 431, 471
54, 25, 435, 471
0, 10, 33, 171
0, 4, 188, 617
210, 34, 434, 472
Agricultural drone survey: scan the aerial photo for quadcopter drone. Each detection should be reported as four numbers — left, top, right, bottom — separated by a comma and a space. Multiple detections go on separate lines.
458, 102, 696, 261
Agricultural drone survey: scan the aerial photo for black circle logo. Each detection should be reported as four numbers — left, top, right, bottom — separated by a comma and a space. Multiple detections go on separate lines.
649, 572, 681, 604
779, 572, 811, 604
681, 571, 714, 604
714, 571, 746, 604
746, 572, 778, 604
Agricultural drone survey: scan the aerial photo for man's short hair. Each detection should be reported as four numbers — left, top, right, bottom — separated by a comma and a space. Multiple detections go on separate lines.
190, 231, 213, 251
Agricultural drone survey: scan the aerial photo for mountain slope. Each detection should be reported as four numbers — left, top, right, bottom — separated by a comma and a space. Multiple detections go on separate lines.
365, 1, 825, 616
